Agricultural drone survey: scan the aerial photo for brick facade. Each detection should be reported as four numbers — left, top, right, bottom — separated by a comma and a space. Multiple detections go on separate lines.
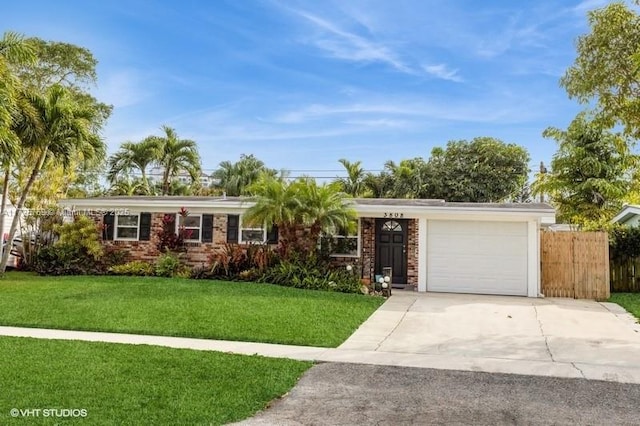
330, 217, 419, 286
91, 212, 229, 267
90, 211, 418, 284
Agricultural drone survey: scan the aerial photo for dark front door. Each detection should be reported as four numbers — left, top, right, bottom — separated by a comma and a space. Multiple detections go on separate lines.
375, 219, 408, 287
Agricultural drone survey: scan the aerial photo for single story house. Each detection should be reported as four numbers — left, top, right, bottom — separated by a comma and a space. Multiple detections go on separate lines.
58, 196, 555, 298
611, 204, 640, 226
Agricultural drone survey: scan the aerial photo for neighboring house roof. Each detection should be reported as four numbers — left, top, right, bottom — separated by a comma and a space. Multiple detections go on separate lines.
611, 204, 640, 225
59, 196, 555, 223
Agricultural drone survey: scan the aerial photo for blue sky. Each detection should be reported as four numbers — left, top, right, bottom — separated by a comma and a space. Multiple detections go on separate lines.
3, 0, 616, 177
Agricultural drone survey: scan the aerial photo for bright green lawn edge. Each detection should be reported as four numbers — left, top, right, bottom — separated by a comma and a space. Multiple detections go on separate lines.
0, 336, 311, 425
609, 293, 640, 322
0, 272, 384, 347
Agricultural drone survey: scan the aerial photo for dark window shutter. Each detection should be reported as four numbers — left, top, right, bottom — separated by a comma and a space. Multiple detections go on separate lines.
267, 224, 278, 244
103, 213, 115, 241
227, 214, 239, 243
139, 213, 152, 241
202, 214, 214, 243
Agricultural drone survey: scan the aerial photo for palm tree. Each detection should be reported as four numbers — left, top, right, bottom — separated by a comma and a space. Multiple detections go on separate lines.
212, 154, 275, 196
108, 178, 146, 196
0, 32, 35, 266
295, 178, 357, 254
146, 125, 201, 195
335, 158, 366, 197
0, 84, 105, 273
107, 139, 158, 194
0, 32, 34, 141
382, 158, 429, 198
244, 175, 356, 259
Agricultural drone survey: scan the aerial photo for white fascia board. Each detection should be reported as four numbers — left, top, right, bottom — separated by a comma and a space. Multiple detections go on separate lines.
353, 204, 555, 221
58, 198, 252, 214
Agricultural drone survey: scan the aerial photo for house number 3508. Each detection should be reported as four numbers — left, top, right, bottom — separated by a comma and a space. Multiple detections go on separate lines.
383, 212, 404, 218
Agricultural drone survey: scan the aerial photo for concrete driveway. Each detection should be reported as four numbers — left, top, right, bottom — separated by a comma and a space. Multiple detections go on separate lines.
337, 291, 640, 383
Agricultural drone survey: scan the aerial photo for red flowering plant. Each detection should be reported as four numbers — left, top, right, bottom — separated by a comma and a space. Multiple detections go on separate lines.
156, 208, 192, 253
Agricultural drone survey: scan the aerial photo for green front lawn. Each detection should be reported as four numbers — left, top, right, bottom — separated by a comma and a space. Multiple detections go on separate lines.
0, 272, 383, 347
0, 336, 311, 425
610, 293, 640, 322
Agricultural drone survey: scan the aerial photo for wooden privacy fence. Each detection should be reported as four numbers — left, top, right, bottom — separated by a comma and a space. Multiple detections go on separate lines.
610, 257, 640, 292
540, 231, 609, 300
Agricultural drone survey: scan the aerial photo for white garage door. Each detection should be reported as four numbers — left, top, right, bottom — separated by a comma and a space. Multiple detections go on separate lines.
427, 220, 528, 296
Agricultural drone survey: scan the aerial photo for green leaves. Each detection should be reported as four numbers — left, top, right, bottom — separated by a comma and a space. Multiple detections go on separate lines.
533, 113, 634, 227
561, 2, 640, 139
425, 137, 530, 202
244, 176, 356, 260
211, 154, 276, 196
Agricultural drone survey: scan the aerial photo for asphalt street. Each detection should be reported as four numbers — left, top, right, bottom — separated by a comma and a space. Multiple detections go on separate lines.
237, 363, 640, 425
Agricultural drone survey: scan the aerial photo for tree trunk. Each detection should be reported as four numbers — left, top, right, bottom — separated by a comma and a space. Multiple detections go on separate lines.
0, 148, 48, 274
0, 166, 10, 264
162, 167, 170, 195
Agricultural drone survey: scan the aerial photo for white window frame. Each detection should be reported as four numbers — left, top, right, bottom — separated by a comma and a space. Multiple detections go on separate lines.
175, 214, 202, 242
325, 219, 361, 258
239, 216, 266, 243
115, 213, 140, 241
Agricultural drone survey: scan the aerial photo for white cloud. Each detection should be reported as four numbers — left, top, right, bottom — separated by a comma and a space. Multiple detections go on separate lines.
289, 8, 413, 73
422, 63, 464, 82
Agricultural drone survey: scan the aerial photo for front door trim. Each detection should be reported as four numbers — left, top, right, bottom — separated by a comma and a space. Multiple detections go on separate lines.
375, 218, 408, 287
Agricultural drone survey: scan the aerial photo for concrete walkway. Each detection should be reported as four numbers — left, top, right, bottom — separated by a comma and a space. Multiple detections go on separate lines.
1, 292, 640, 384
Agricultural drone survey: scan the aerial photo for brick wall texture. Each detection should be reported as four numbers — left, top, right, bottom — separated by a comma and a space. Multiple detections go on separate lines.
91, 212, 419, 284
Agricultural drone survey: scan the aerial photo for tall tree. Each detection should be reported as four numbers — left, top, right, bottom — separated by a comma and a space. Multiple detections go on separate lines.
335, 158, 367, 197
0, 32, 35, 261
532, 113, 635, 227
107, 139, 159, 194
212, 154, 275, 196
13, 37, 111, 132
561, 1, 640, 139
146, 126, 201, 195
384, 158, 430, 199
425, 137, 530, 202
0, 84, 104, 273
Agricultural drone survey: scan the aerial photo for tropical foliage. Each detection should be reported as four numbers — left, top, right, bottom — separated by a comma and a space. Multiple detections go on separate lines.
211, 154, 275, 196
561, 1, 640, 140
533, 114, 636, 227
0, 32, 110, 274
335, 158, 367, 197
426, 137, 530, 202
243, 175, 356, 259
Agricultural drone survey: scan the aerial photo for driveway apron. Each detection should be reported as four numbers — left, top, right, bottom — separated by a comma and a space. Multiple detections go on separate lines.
338, 291, 640, 382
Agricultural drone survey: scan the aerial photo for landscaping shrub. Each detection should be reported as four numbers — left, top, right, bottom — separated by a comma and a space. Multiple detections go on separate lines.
108, 261, 155, 276
156, 208, 195, 253
55, 215, 104, 260
609, 226, 640, 259
32, 245, 101, 276
102, 247, 128, 269
155, 253, 188, 278
259, 256, 361, 293
208, 243, 278, 280
189, 265, 213, 280
31, 215, 105, 275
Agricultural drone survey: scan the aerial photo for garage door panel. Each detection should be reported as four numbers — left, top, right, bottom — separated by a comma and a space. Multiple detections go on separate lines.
430, 236, 527, 255
429, 221, 527, 236
427, 220, 528, 296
